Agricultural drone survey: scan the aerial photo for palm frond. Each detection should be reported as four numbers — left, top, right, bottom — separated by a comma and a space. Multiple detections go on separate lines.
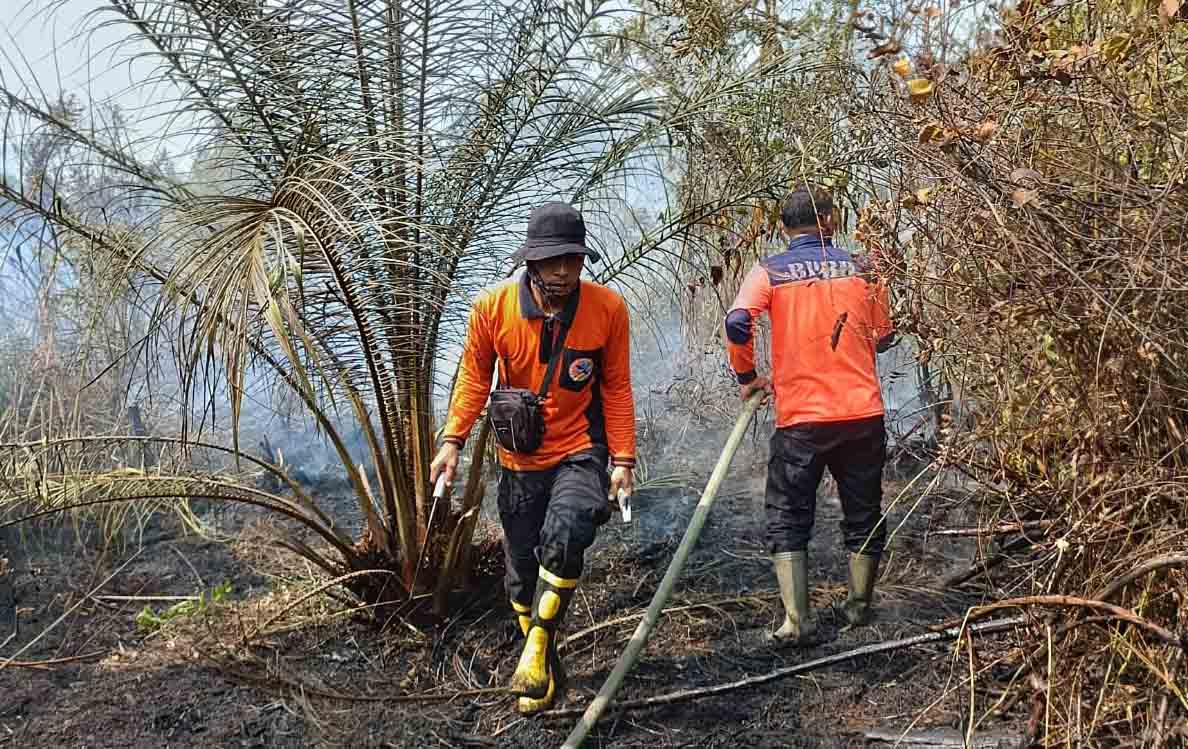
1, 0, 867, 607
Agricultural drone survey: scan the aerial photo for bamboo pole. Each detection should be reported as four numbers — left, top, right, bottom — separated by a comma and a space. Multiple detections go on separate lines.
561, 392, 764, 749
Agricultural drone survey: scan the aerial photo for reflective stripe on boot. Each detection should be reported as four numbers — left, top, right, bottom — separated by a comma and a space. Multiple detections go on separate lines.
508, 566, 576, 699
842, 553, 880, 628
770, 551, 816, 646
512, 600, 532, 637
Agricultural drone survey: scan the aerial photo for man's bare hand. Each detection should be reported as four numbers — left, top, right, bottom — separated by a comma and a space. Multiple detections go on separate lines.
429, 442, 461, 490
740, 375, 773, 403
608, 465, 633, 504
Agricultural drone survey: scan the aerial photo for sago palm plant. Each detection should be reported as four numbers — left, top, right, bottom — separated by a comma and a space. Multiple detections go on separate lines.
0, 0, 833, 614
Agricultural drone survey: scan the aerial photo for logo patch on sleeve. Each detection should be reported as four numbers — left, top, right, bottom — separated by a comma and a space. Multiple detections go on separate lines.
568, 358, 594, 383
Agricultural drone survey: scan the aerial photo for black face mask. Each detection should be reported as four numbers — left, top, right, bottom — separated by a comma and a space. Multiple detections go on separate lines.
528, 266, 575, 303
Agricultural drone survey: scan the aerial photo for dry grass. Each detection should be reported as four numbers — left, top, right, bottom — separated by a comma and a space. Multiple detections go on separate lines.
850, 0, 1188, 742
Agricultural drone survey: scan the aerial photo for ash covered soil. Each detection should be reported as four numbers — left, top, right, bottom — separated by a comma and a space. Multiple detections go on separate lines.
0, 430, 1031, 748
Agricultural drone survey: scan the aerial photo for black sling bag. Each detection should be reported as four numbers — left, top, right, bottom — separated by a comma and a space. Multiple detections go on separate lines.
487, 289, 577, 454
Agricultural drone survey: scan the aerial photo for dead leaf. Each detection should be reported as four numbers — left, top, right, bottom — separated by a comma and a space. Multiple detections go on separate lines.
1010, 167, 1043, 184
1160, 0, 1182, 22
973, 121, 999, 142
1011, 189, 1038, 208
918, 122, 945, 143
1099, 33, 1133, 62
907, 78, 935, 104
868, 40, 902, 59
893, 57, 912, 77
925, 5, 943, 17
918, 122, 960, 148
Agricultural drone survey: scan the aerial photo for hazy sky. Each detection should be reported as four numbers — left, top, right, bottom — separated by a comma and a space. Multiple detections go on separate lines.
3, 0, 195, 165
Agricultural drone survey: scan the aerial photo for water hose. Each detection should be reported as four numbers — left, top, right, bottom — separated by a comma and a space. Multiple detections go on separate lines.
561, 391, 765, 749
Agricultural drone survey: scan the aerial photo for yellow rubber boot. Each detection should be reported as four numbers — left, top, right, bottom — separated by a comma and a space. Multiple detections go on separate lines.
512, 600, 532, 637
516, 651, 566, 715
508, 567, 576, 702
511, 598, 562, 714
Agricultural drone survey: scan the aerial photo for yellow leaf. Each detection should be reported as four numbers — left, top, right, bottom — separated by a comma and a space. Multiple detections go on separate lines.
918, 122, 944, 143
907, 78, 934, 104
893, 57, 912, 77
1100, 34, 1133, 62
915, 187, 934, 205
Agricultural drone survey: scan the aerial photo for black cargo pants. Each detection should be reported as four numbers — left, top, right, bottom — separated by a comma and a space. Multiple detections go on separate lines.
497, 448, 612, 609
765, 416, 887, 556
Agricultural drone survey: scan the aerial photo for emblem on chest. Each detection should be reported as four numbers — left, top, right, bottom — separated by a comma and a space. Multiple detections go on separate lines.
568, 357, 594, 383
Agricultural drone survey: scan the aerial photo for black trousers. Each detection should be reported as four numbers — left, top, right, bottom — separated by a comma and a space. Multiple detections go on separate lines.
765, 416, 887, 556
497, 449, 611, 608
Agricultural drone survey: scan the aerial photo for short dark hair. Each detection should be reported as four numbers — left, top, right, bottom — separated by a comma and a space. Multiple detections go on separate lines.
780, 185, 834, 230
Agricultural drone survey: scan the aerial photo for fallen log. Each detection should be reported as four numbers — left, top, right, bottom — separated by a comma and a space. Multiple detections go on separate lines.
863, 727, 1019, 748
542, 615, 1026, 719
931, 520, 1055, 537
1, 651, 106, 670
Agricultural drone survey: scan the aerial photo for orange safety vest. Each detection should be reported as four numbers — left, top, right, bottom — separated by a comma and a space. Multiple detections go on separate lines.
443, 273, 636, 471
726, 235, 893, 428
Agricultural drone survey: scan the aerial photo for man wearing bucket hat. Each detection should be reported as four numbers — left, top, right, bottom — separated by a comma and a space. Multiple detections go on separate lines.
430, 202, 636, 713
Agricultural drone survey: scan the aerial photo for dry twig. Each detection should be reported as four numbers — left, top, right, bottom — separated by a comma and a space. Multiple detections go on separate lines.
542, 615, 1026, 718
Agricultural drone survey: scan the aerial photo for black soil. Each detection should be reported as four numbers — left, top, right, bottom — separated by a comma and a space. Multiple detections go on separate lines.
0, 436, 1030, 748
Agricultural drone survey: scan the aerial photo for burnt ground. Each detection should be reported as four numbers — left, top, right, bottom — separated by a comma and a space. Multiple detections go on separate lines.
0, 433, 1032, 748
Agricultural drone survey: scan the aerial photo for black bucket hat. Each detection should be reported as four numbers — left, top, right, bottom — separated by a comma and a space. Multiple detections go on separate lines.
512, 202, 602, 265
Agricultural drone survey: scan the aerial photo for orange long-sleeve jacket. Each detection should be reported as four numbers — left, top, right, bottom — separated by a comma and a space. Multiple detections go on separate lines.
725, 235, 894, 428
442, 273, 636, 471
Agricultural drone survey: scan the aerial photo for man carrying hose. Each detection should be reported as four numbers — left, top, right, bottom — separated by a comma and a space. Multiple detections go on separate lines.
429, 202, 636, 713
724, 185, 895, 646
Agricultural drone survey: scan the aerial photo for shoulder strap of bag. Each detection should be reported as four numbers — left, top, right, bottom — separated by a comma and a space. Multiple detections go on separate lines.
536, 284, 581, 400
495, 356, 509, 390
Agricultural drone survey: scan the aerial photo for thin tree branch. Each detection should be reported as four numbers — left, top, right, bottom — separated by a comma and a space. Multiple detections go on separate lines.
542, 616, 1028, 718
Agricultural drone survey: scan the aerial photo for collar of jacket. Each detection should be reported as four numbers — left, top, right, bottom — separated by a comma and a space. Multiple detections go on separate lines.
785, 233, 834, 255
518, 271, 581, 323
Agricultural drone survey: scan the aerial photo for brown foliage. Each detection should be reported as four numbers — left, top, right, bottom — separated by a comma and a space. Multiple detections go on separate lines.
854, 0, 1188, 741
